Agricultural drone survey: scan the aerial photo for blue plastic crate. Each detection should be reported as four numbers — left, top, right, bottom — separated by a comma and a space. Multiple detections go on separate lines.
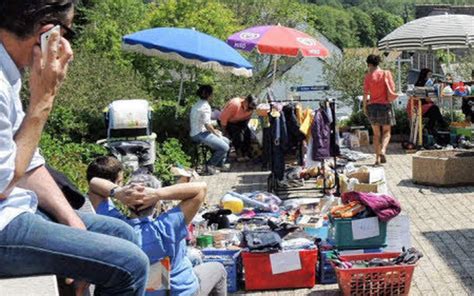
317, 249, 383, 285
318, 250, 336, 284
304, 226, 328, 240
318, 264, 337, 284
202, 249, 241, 293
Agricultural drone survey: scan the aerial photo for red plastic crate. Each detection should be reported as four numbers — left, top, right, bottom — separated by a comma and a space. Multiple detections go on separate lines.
332, 252, 417, 296
242, 250, 317, 291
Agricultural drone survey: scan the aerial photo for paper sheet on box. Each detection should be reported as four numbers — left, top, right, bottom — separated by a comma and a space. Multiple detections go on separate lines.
385, 215, 411, 251
369, 167, 385, 183
352, 217, 380, 240
270, 251, 302, 275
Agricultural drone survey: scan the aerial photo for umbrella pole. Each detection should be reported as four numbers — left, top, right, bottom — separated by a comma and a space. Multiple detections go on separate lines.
397, 57, 402, 92
176, 66, 186, 118
272, 55, 279, 85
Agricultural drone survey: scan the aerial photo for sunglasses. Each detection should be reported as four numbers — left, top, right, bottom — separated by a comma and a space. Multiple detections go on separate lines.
57, 22, 76, 41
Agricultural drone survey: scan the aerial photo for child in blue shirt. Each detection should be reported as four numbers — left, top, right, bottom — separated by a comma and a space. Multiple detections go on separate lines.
86, 156, 227, 296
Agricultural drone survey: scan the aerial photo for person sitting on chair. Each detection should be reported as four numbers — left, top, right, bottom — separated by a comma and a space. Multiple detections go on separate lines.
415, 68, 448, 133
87, 156, 228, 296
219, 95, 256, 162
190, 85, 230, 175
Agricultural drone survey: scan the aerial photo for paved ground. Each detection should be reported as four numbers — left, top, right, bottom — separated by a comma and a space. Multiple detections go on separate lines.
200, 144, 474, 296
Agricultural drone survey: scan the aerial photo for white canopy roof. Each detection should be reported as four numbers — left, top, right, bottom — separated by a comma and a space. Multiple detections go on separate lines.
378, 14, 474, 51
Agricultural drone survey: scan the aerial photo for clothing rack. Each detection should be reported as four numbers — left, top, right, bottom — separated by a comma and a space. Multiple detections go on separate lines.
265, 97, 340, 196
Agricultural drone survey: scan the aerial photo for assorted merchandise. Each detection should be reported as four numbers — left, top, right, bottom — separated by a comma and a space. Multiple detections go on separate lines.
186, 162, 416, 293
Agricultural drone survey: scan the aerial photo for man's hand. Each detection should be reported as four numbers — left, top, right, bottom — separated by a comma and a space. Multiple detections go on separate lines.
29, 33, 73, 114
114, 184, 146, 208
64, 215, 87, 230
136, 187, 161, 211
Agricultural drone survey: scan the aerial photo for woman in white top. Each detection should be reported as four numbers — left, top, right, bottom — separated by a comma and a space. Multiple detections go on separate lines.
189, 85, 230, 174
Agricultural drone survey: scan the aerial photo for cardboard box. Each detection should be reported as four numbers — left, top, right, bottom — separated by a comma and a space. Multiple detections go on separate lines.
341, 169, 386, 194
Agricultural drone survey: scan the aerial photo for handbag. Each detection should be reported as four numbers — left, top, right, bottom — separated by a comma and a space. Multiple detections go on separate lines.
384, 70, 398, 103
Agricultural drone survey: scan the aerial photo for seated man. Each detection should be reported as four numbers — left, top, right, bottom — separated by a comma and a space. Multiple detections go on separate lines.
0, 1, 149, 295
219, 95, 256, 162
87, 156, 227, 296
190, 85, 230, 175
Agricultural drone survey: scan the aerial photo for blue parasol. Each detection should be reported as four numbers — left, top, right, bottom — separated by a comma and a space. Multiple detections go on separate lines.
122, 27, 253, 77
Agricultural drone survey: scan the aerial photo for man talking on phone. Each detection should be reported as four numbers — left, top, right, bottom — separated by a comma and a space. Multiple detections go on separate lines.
0, 1, 149, 295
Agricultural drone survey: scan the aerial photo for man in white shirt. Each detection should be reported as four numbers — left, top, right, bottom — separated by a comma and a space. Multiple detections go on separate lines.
189, 85, 230, 174
0, 1, 149, 295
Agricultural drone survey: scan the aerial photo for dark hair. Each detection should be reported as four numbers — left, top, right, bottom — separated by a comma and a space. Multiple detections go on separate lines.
196, 85, 213, 100
415, 68, 432, 87
245, 94, 257, 110
366, 54, 381, 67
87, 156, 123, 183
0, 0, 76, 39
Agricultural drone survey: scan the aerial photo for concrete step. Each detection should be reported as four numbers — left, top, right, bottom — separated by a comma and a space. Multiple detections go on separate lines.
0, 275, 59, 296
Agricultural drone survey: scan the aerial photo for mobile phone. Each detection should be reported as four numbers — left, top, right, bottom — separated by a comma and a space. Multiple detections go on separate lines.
41, 25, 61, 57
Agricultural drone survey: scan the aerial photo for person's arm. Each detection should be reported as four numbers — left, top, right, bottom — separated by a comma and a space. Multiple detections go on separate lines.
17, 165, 85, 229
363, 75, 370, 115
138, 182, 207, 224
0, 34, 72, 199
386, 70, 396, 91
201, 105, 222, 136
88, 177, 146, 208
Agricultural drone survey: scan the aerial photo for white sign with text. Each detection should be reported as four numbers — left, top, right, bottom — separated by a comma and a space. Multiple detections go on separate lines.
352, 217, 380, 240
270, 251, 302, 275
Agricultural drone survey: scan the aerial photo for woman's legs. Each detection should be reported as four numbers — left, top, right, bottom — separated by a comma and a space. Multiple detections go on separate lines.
194, 262, 227, 296
226, 122, 244, 155
371, 124, 381, 164
381, 125, 392, 158
200, 133, 230, 167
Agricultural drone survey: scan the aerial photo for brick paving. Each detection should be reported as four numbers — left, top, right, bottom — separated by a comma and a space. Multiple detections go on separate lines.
200, 144, 474, 296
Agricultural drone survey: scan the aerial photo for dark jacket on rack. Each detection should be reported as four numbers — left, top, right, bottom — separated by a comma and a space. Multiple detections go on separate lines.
311, 108, 332, 161
283, 104, 305, 151
271, 111, 287, 180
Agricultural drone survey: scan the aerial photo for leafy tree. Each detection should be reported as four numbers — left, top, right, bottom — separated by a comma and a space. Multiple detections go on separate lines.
53, 49, 151, 142
78, 0, 149, 63
40, 133, 107, 193
225, 0, 308, 28
306, 5, 359, 48
349, 7, 377, 47
323, 53, 367, 113
369, 8, 404, 42
147, 0, 241, 40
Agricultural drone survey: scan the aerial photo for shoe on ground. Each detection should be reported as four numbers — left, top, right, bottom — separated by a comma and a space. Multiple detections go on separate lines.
207, 165, 220, 175
219, 163, 231, 172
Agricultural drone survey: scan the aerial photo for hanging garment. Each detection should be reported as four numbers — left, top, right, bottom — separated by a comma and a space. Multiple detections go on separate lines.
299, 109, 313, 138
295, 103, 304, 125
283, 104, 305, 152
271, 111, 287, 180
311, 108, 332, 161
